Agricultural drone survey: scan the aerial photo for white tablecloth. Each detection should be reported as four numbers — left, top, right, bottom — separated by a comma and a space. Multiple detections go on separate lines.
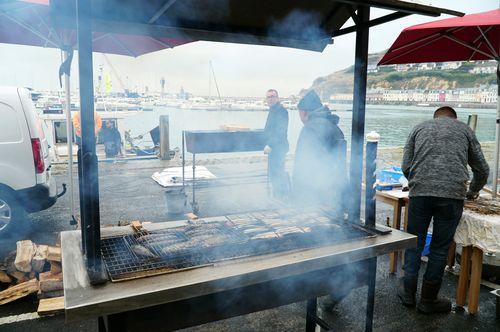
454, 210, 500, 253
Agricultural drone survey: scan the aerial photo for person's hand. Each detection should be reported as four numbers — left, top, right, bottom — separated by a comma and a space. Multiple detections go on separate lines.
263, 145, 272, 154
466, 191, 479, 200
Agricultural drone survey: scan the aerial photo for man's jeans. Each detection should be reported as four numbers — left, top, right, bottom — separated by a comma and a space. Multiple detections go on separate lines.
403, 196, 463, 284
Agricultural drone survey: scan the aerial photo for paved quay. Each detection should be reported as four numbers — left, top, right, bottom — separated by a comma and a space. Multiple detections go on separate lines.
0, 156, 498, 331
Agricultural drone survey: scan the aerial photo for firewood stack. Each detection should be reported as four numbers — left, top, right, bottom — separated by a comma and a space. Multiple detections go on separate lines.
0, 239, 63, 309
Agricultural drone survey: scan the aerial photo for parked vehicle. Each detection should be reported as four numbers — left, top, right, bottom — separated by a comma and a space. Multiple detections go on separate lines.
0, 87, 62, 236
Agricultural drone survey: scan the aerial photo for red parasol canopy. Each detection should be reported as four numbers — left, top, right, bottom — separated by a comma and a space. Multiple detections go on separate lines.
378, 9, 500, 197
0, 0, 191, 56
378, 9, 499, 65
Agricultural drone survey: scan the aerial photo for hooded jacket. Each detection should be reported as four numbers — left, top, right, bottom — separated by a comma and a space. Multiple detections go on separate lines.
293, 106, 347, 206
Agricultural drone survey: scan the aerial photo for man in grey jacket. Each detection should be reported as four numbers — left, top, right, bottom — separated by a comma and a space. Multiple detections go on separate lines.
399, 106, 489, 314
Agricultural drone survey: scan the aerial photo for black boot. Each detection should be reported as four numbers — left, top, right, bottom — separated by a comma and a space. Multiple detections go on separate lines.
397, 276, 418, 307
417, 280, 451, 314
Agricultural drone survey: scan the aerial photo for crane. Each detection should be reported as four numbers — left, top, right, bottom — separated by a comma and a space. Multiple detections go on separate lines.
102, 53, 131, 96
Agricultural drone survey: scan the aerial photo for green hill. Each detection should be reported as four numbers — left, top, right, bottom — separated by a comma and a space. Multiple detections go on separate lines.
303, 51, 497, 98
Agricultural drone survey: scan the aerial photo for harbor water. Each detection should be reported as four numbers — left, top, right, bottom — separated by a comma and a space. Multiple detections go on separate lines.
123, 104, 497, 151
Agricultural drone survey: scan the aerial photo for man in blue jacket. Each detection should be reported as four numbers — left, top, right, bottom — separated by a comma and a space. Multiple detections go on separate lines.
263, 89, 289, 199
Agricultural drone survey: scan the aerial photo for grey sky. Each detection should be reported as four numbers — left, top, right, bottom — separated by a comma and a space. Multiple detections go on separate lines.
0, 0, 497, 97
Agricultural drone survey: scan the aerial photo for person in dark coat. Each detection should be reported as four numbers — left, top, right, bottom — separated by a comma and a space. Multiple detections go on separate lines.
263, 89, 289, 199
99, 121, 122, 158
293, 90, 347, 212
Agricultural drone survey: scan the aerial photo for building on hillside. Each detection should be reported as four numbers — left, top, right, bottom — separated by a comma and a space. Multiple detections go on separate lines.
438, 61, 462, 70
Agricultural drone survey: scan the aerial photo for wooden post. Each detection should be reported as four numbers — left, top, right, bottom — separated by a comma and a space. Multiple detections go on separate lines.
447, 242, 456, 268
456, 246, 472, 307
467, 114, 478, 132
468, 247, 483, 314
160, 115, 170, 160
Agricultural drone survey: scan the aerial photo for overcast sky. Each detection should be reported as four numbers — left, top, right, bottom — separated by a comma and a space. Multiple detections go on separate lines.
0, 0, 497, 97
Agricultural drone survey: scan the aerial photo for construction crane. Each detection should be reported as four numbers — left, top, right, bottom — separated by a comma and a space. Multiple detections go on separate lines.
102, 53, 134, 97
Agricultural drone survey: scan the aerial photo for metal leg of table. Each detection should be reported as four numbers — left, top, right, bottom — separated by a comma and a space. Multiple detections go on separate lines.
192, 152, 198, 214
305, 298, 331, 332
98, 315, 126, 332
365, 257, 377, 332
305, 298, 317, 332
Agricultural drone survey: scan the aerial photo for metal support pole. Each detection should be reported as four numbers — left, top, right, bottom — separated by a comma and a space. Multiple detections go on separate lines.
365, 132, 379, 228
349, 6, 370, 222
492, 62, 499, 197
76, 0, 106, 284
182, 131, 185, 192
159, 115, 170, 160
192, 152, 198, 213
305, 298, 317, 332
365, 257, 377, 332
63, 50, 76, 225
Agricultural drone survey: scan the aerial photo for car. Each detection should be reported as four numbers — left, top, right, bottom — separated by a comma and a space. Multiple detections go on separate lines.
0, 87, 62, 236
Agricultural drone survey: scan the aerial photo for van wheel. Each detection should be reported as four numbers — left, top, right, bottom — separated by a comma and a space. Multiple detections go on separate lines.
0, 190, 25, 237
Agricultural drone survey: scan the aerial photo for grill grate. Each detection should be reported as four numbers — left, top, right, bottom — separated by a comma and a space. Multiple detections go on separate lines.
101, 209, 375, 282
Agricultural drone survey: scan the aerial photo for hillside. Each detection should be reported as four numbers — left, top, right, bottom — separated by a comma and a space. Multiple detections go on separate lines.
303, 51, 497, 98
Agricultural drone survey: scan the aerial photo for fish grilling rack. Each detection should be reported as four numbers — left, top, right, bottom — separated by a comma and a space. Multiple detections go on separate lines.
101, 210, 375, 282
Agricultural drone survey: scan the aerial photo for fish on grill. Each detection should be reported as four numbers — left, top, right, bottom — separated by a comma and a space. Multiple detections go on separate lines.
250, 232, 278, 240
130, 244, 157, 259
275, 226, 304, 237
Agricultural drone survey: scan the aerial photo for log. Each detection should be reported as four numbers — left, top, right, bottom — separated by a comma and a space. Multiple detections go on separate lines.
131, 220, 143, 232
49, 261, 62, 275
37, 296, 64, 316
9, 271, 28, 283
0, 270, 11, 284
32, 245, 49, 273
0, 279, 39, 305
14, 240, 36, 272
47, 246, 61, 262
37, 288, 64, 299
39, 272, 63, 292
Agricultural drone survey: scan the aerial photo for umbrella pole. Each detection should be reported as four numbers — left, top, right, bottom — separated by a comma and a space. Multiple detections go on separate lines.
492, 61, 499, 198
63, 50, 77, 223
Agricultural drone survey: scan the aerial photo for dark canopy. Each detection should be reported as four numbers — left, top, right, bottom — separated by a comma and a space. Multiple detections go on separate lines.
50, 0, 462, 52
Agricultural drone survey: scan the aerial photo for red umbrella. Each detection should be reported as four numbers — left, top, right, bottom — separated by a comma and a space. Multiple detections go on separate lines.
0, 0, 191, 56
0, 0, 192, 222
378, 9, 500, 197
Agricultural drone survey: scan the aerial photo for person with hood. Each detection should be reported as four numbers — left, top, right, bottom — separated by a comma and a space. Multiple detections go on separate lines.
99, 120, 122, 158
292, 90, 347, 211
263, 89, 289, 199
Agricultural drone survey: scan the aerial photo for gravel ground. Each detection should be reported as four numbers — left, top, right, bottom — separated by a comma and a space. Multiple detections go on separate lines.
0, 157, 498, 332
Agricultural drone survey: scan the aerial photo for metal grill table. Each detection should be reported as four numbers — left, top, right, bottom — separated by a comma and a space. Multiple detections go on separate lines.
62, 218, 416, 331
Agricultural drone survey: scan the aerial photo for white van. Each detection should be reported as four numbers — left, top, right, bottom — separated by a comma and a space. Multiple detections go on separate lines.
0, 87, 60, 235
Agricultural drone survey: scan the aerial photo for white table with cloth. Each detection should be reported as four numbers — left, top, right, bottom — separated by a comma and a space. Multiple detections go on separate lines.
454, 200, 500, 315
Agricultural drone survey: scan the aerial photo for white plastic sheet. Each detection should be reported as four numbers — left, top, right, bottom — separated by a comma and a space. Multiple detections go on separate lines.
454, 210, 500, 253
151, 166, 216, 187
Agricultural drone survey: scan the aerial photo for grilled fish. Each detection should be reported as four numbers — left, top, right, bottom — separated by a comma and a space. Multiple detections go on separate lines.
130, 244, 157, 258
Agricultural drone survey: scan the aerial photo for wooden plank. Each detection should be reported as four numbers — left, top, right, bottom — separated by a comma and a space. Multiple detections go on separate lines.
456, 246, 472, 307
47, 246, 61, 262
0, 279, 39, 305
39, 272, 63, 292
468, 247, 483, 315
0, 270, 11, 284
32, 245, 49, 273
446, 242, 456, 268
37, 296, 64, 316
14, 240, 36, 272
389, 200, 403, 274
